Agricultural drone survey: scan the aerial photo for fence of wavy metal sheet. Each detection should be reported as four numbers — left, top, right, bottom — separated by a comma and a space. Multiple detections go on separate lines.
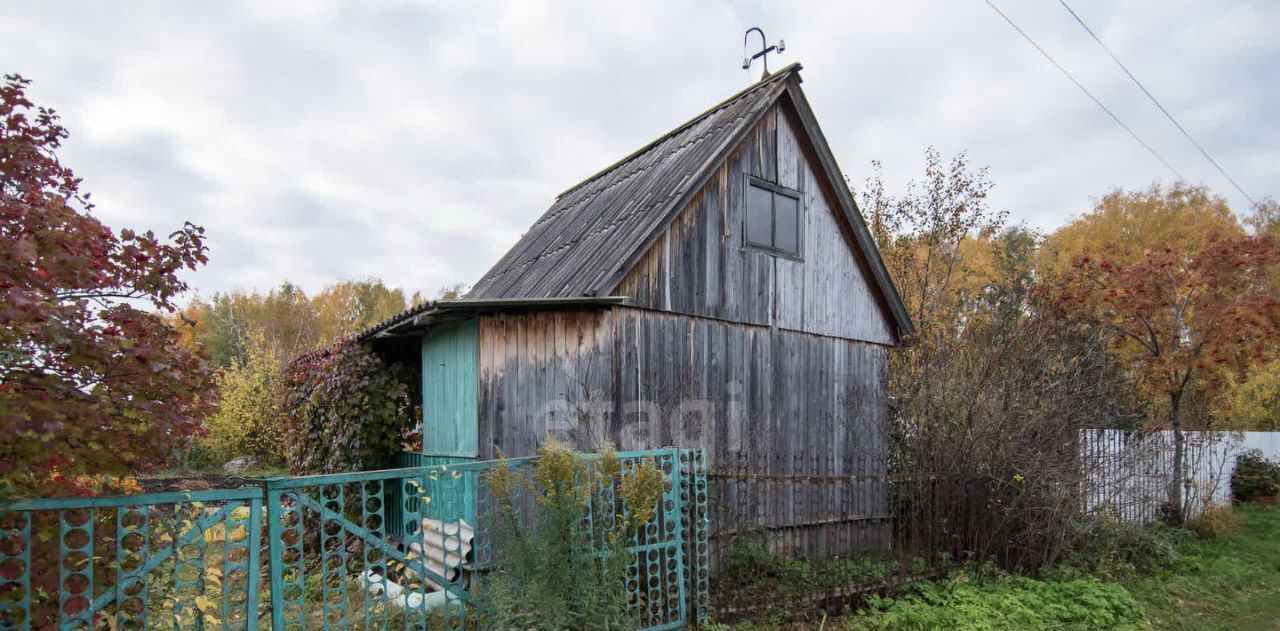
1080, 429, 1280, 523
0, 448, 709, 630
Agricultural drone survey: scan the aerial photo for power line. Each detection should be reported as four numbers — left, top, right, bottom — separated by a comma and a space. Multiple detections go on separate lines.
1055, 0, 1258, 209
984, 0, 1184, 180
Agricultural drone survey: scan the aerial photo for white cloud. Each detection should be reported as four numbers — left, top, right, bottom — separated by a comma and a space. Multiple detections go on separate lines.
4, 0, 1276, 298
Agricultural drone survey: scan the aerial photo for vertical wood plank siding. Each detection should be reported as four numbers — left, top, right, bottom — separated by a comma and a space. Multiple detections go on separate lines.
617, 104, 895, 345
476, 307, 890, 557
467, 99, 897, 558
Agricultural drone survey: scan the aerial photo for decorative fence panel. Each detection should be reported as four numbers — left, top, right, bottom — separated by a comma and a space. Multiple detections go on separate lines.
0, 488, 266, 630
263, 467, 480, 630
0, 448, 709, 631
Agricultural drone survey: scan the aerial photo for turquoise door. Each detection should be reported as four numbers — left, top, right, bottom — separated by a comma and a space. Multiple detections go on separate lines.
420, 319, 479, 524
421, 319, 479, 457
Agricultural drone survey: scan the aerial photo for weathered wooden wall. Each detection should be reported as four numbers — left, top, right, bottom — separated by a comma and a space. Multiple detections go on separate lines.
476, 309, 886, 461
475, 306, 890, 557
475, 309, 617, 461
617, 103, 895, 345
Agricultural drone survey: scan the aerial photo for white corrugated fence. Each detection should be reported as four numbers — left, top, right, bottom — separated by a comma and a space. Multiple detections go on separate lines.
1080, 429, 1280, 523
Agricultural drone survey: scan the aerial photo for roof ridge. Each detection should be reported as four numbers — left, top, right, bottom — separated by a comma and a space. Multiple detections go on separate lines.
554, 63, 803, 200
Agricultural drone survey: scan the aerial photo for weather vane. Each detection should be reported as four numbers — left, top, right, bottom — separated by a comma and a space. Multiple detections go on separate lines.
742, 27, 785, 79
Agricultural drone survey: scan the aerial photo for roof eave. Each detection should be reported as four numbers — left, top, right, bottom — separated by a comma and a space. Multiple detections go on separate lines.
358, 296, 629, 342
436, 296, 628, 312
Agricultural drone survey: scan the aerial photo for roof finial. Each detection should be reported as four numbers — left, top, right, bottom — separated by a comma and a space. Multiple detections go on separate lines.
742, 27, 785, 81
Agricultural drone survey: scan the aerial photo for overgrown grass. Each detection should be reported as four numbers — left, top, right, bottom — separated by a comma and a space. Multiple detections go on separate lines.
712, 542, 912, 609
713, 569, 1147, 631
1126, 504, 1280, 631
711, 507, 1280, 630
844, 570, 1147, 631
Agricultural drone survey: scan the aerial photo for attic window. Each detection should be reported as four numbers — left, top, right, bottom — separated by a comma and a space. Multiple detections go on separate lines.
745, 177, 802, 256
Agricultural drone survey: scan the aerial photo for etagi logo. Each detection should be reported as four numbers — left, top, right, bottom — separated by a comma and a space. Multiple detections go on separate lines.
532, 384, 750, 453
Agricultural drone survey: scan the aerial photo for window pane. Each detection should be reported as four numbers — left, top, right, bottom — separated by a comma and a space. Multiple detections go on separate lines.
746, 184, 773, 247
775, 193, 799, 254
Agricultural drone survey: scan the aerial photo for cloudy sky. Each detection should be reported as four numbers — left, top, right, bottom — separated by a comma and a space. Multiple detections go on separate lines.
5, 1, 1276, 298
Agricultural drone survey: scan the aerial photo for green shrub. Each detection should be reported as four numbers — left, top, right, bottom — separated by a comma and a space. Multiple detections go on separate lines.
713, 539, 905, 609
1230, 450, 1280, 501
847, 572, 1147, 631
481, 441, 665, 630
1187, 505, 1245, 539
192, 339, 286, 468
1059, 515, 1189, 578
281, 339, 412, 473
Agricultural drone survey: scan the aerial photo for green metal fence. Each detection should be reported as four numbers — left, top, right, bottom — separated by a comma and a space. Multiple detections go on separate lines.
385, 453, 477, 539
0, 448, 708, 630
0, 488, 265, 630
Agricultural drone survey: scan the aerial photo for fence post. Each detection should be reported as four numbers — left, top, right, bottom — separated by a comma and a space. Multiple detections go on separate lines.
675, 448, 711, 626
668, 448, 687, 625
246, 495, 263, 631
686, 449, 710, 625
264, 481, 285, 631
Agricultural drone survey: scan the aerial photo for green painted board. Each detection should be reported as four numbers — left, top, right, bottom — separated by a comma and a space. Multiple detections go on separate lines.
421, 319, 479, 457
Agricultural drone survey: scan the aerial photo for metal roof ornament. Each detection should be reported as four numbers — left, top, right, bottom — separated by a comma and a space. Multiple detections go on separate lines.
742, 27, 785, 81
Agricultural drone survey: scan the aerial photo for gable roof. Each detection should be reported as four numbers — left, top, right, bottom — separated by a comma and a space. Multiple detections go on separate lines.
465, 66, 796, 301
364, 64, 914, 341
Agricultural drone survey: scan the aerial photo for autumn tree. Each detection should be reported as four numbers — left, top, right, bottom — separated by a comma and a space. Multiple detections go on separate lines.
1053, 226, 1280, 519
175, 279, 409, 369
860, 149, 1138, 568
192, 331, 285, 467
311, 279, 407, 344
1246, 199, 1280, 235
862, 147, 1005, 338
1217, 358, 1280, 430
0, 74, 215, 492
434, 282, 470, 301
1040, 183, 1244, 277
175, 283, 320, 367
1214, 199, 1280, 430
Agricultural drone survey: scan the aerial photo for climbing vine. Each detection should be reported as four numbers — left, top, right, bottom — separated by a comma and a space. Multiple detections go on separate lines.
281, 338, 413, 473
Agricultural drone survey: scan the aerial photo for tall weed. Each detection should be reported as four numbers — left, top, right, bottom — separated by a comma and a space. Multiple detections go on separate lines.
481, 441, 664, 630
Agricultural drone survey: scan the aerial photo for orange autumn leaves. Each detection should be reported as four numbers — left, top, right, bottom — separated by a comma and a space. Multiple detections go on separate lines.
1045, 184, 1280, 430
866, 151, 1280, 432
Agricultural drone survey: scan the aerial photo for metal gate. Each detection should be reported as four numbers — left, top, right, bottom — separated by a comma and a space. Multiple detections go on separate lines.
0, 448, 708, 630
0, 488, 265, 630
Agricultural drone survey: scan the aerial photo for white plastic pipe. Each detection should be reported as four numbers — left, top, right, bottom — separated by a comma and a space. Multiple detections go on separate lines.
359, 570, 452, 611
406, 518, 474, 588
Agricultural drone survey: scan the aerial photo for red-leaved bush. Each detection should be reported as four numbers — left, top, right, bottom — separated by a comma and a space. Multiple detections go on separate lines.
282, 338, 412, 473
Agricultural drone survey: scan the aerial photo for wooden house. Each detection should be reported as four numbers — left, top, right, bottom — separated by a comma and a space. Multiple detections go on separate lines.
363, 64, 913, 555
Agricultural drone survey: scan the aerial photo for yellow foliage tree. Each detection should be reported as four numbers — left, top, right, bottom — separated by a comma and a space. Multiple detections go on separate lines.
1040, 183, 1242, 278
1246, 199, 1280, 238
311, 280, 408, 344
1042, 183, 1274, 432
173, 279, 409, 369
1217, 358, 1280, 430
195, 332, 286, 467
